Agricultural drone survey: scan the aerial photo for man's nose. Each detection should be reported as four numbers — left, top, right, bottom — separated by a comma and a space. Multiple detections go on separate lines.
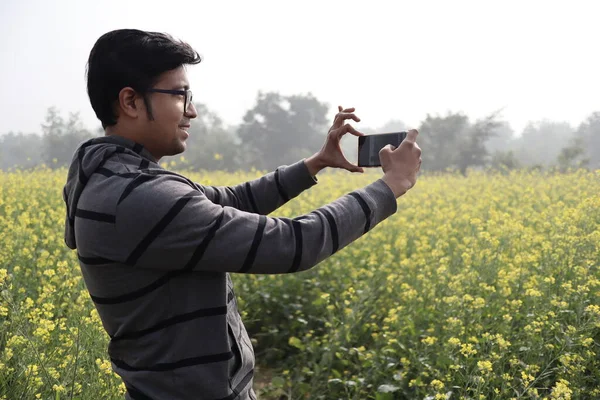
186, 102, 198, 119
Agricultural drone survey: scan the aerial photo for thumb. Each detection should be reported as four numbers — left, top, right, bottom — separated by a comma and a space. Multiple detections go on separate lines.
347, 162, 364, 173
379, 144, 396, 157
379, 144, 395, 167
341, 157, 364, 173
406, 128, 419, 142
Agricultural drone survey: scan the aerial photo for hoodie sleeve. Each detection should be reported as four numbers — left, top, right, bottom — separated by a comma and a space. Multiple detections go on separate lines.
114, 174, 397, 274
198, 160, 317, 215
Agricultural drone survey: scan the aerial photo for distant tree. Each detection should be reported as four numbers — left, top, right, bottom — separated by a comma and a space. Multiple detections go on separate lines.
512, 120, 574, 167
456, 112, 503, 175
164, 103, 242, 171
0, 132, 43, 170
557, 136, 589, 172
417, 111, 502, 175
418, 112, 470, 172
489, 150, 521, 171
41, 107, 94, 168
484, 121, 515, 154
237, 92, 328, 171
573, 112, 600, 169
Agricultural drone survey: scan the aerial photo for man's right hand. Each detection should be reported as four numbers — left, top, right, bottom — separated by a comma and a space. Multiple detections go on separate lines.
380, 129, 422, 198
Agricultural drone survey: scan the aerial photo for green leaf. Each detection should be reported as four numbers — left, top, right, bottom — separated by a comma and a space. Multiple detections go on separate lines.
375, 393, 394, 400
288, 336, 305, 350
271, 376, 285, 388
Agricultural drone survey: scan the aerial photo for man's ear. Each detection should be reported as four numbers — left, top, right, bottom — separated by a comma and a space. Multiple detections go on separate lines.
117, 87, 142, 119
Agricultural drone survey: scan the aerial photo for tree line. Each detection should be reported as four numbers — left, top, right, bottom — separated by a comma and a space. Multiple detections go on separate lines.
1, 91, 597, 174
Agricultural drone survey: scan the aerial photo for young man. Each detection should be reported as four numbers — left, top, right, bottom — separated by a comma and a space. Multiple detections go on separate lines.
63, 29, 422, 400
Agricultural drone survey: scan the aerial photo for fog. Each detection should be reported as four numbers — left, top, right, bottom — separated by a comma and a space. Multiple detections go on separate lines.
1, 0, 599, 171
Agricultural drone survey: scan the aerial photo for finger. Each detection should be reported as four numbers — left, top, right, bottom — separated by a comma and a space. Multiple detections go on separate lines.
379, 144, 395, 156
342, 107, 355, 113
334, 113, 361, 124
338, 105, 343, 112
336, 123, 365, 138
334, 112, 360, 124
341, 158, 364, 173
406, 128, 419, 142
350, 164, 365, 173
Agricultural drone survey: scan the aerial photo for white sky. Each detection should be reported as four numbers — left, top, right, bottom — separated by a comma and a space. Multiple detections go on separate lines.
1, 0, 599, 136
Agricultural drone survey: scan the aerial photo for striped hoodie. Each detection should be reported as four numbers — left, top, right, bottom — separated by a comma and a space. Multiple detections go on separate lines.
62, 135, 398, 400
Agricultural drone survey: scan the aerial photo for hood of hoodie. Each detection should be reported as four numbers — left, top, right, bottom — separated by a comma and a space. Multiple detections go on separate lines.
63, 135, 158, 250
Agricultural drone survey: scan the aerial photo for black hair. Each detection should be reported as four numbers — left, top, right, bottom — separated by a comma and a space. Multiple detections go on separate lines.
86, 29, 201, 128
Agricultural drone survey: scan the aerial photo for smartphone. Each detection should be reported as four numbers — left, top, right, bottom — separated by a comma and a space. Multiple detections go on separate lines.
358, 132, 407, 167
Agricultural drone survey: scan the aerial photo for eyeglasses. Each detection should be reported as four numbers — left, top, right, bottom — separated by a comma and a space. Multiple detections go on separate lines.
146, 88, 193, 113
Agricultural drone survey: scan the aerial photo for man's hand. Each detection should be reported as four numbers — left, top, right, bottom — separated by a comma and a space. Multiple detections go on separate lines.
380, 129, 422, 198
304, 106, 365, 176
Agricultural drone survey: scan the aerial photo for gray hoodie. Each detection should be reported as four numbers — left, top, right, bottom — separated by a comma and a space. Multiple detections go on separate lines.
63, 135, 397, 399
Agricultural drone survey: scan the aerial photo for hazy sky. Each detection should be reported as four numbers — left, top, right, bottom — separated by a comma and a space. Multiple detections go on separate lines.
1, 0, 599, 136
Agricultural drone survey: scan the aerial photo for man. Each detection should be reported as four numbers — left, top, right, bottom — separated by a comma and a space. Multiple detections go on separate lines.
63, 29, 421, 400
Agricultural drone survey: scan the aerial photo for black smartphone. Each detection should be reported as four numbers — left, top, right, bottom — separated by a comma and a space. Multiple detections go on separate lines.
358, 132, 407, 167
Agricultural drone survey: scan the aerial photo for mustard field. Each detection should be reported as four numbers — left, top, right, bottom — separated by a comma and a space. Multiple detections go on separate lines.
1, 167, 599, 399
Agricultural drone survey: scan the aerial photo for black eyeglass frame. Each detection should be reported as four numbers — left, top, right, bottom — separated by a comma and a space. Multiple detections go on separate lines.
146, 88, 193, 113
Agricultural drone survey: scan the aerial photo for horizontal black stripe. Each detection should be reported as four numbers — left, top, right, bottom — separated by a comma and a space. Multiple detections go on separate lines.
75, 138, 145, 180
239, 216, 266, 273
112, 352, 233, 372
274, 169, 290, 202
77, 253, 115, 265
245, 182, 258, 214
111, 306, 227, 342
72, 145, 130, 221
95, 167, 138, 178
216, 369, 255, 400
349, 192, 371, 233
320, 209, 339, 254
118, 173, 157, 205
136, 168, 195, 182
75, 208, 116, 223
95, 167, 116, 178
288, 220, 303, 273
126, 191, 196, 265
90, 270, 182, 304
92, 209, 224, 305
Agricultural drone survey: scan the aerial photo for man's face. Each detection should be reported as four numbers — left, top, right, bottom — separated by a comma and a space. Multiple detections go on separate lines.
140, 66, 197, 160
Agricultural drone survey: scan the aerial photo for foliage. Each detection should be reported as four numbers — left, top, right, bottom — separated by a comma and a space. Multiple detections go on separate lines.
572, 112, 600, 170
237, 92, 329, 171
41, 107, 95, 168
1, 167, 599, 399
0, 133, 43, 171
164, 103, 244, 172
2, 100, 599, 174
417, 112, 504, 175
511, 121, 574, 168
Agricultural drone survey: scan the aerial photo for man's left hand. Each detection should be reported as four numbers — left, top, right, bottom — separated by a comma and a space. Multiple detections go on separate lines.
305, 106, 365, 176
